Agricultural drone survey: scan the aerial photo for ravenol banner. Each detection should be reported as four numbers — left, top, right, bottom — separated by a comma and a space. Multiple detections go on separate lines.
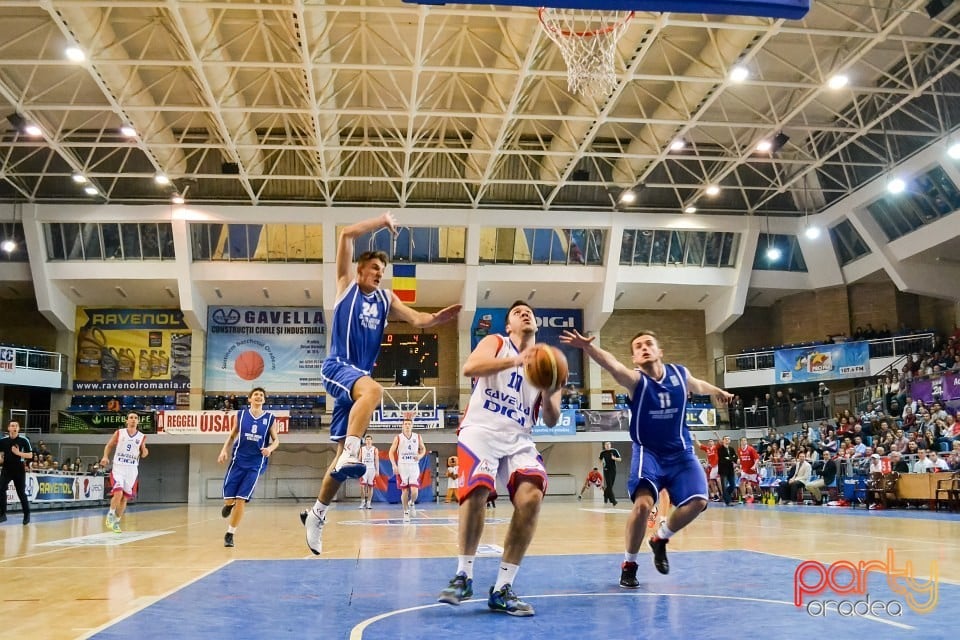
74, 308, 191, 392
471, 308, 584, 387
775, 341, 870, 384
205, 306, 326, 393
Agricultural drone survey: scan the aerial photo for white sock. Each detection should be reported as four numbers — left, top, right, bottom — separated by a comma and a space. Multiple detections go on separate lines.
312, 500, 328, 519
494, 561, 520, 591
457, 555, 475, 579
108, 509, 116, 517
655, 521, 675, 540
344, 435, 361, 456
227, 526, 237, 534
624, 552, 639, 563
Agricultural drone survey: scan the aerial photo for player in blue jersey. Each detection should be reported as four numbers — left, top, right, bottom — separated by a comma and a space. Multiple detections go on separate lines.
302, 211, 461, 555
560, 328, 732, 587
218, 387, 279, 548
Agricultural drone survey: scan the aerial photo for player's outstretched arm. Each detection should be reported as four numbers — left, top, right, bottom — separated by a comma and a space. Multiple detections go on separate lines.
390, 298, 462, 329
559, 329, 639, 394
686, 374, 734, 407
336, 211, 397, 290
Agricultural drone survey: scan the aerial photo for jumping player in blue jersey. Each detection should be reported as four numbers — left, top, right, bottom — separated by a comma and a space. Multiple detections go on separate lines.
302, 211, 461, 555
218, 387, 279, 548
560, 328, 732, 587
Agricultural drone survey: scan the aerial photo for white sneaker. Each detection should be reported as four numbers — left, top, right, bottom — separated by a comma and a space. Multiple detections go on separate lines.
365, 501, 373, 509
301, 509, 324, 555
332, 450, 366, 480
410, 504, 417, 517
403, 511, 411, 522
359, 502, 366, 509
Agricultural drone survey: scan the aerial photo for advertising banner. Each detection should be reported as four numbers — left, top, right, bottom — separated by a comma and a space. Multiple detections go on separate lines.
57, 411, 157, 434
11, 473, 106, 504
74, 308, 191, 392
909, 371, 960, 408
471, 308, 584, 386
0, 346, 63, 388
156, 410, 290, 435
581, 409, 630, 431
532, 409, 578, 435
205, 306, 326, 393
686, 405, 717, 428
774, 341, 870, 384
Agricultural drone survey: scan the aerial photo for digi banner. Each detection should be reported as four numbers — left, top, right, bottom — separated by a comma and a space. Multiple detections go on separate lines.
57, 410, 157, 434
532, 409, 578, 435
74, 308, 191, 392
14, 473, 106, 503
205, 306, 326, 393
910, 371, 960, 410
471, 308, 584, 386
157, 410, 290, 435
775, 341, 870, 384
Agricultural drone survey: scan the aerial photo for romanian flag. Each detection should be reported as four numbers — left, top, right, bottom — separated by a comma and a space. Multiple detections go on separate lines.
392, 264, 416, 303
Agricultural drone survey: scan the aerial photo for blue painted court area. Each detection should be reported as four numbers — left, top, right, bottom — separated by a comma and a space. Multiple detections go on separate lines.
92, 550, 952, 639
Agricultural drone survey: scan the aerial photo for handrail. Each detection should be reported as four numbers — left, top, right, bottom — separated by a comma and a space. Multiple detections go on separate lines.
0, 344, 65, 373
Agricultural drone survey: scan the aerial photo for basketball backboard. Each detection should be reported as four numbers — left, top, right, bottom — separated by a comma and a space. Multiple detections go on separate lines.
404, 0, 810, 20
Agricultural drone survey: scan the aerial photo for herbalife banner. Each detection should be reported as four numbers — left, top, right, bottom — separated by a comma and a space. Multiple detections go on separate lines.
205, 307, 326, 393
57, 411, 157, 434
775, 341, 870, 384
74, 308, 191, 392
471, 308, 584, 386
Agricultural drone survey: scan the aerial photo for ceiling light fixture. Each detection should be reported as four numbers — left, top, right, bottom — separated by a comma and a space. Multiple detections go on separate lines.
155, 174, 170, 185
620, 190, 637, 204
766, 246, 782, 261
729, 65, 749, 83
887, 176, 906, 194
684, 205, 697, 214
1, 239, 16, 253
705, 185, 720, 196
120, 126, 136, 137
171, 194, 185, 205
755, 140, 773, 153
84, 186, 98, 196
948, 140, 960, 160
72, 173, 87, 183
827, 73, 849, 90
24, 124, 42, 137
669, 139, 686, 151
65, 46, 85, 62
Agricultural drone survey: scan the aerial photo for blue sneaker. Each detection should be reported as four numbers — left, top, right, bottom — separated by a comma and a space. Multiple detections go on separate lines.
438, 573, 473, 605
487, 584, 534, 617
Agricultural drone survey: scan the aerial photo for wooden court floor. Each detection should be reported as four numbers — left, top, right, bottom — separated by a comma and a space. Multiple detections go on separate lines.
2, 498, 958, 639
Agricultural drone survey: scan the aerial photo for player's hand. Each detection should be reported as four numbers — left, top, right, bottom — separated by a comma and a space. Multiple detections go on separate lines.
713, 390, 734, 406
382, 211, 398, 236
558, 329, 594, 349
218, 450, 228, 464
432, 304, 462, 324
100, 456, 108, 467
261, 447, 273, 458
11, 445, 20, 456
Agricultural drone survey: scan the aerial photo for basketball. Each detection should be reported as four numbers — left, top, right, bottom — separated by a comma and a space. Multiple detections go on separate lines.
524, 344, 568, 391
234, 350, 264, 381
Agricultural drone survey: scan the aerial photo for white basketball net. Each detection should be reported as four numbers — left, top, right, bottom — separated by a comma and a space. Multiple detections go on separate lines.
539, 8, 634, 97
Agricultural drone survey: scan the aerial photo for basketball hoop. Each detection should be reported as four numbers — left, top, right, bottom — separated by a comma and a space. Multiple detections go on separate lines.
538, 7, 634, 97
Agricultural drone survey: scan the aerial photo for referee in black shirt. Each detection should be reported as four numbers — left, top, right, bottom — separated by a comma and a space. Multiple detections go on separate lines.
598, 441, 622, 506
0, 420, 33, 525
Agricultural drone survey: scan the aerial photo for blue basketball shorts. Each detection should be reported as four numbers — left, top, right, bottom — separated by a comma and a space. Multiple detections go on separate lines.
627, 443, 708, 507
321, 358, 369, 442
222, 464, 263, 501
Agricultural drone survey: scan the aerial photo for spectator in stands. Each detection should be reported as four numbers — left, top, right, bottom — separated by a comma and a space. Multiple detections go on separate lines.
804, 453, 838, 504
852, 436, 867, 458
36, 440, 50, 459
818, 382, 831, 412
778, 452, 812, 504
764, 393, 776, 427
926, 451, 949, 472
889, 450, 909, 473
737, 437, 760, 501
717, 436, 738, 506
869, 452, 884, 474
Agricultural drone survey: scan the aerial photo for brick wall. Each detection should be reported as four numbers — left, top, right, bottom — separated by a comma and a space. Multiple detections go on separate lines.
848, 281, 897, 335
772, 285, 849, 345
383, 308, 459, 407
0, 299, 58, 350
598, 309, 709, 384
723, 306, 776, 353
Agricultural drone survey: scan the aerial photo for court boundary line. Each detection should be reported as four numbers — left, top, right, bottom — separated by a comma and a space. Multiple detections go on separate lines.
348, 589, 913, 639
76, 559, 235, 639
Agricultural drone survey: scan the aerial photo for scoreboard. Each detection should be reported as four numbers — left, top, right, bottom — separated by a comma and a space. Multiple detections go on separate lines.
372, 333, 439, 380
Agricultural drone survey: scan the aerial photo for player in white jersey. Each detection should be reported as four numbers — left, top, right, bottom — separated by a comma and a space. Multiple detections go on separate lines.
358, 435, 380, 509
389, 418, 426, 521
100, 412, 149, 533
437, 301, 562, 617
